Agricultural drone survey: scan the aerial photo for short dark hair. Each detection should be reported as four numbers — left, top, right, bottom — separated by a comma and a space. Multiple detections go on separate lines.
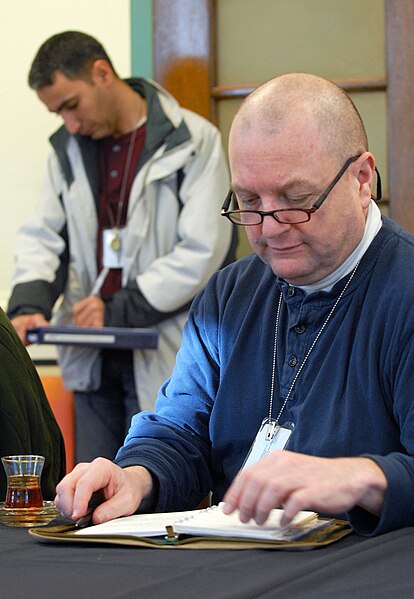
28, 31, 117, 89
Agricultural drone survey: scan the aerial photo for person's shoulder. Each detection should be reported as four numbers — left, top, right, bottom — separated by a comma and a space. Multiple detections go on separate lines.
0, 307, 40, 385
191, 254, 275, 325
380, 216, 414, 253
180, 106, 220, 134
131, 78, 221, 144
381, 215, 414, 246
206, 253, 271, 296
0, 306, 21, 344
367, 217, 414, 299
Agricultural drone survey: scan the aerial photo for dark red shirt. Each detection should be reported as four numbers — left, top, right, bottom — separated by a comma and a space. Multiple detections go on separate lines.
97, 123, 146, 297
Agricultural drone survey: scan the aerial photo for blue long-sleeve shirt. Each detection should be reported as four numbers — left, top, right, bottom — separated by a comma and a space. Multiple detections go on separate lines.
116, 216, 414, 536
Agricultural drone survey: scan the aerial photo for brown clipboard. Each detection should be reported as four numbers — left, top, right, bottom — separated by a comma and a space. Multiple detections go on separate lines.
29, 519, 352, 550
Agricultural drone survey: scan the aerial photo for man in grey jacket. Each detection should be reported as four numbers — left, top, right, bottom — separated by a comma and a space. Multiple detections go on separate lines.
7, 31, 235, 463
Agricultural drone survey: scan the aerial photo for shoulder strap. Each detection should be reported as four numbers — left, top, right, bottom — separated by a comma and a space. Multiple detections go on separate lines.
176, 168, 185, 212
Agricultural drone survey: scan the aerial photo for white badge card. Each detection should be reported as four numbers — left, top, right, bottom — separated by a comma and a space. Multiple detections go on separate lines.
102, 228, 125, 269
241, 418, 293, 471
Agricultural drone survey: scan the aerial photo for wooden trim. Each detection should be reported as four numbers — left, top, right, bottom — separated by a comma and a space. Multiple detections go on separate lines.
333, 78, 387, 93
386, 0, 414, 232
212, 77, 387, 100
153, 0, 215, 121
209, 0, 218, 122
211, 85, 256, 100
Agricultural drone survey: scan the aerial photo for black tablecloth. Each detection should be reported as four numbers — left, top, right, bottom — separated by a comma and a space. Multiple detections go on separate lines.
1, 523, 413, 598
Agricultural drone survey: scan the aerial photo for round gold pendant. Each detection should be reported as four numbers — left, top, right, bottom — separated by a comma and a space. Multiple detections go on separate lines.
111, 233, 121, 251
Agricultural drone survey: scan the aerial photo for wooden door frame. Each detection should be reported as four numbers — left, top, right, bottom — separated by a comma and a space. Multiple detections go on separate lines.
385, 0, 414, 231
152, 0, 216, 122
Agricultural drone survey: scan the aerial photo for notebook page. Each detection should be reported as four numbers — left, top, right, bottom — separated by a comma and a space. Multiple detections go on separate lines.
173, 504, 318, 540
75, 509, 202, 538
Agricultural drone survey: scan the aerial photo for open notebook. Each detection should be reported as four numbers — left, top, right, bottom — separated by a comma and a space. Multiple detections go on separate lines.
29, 504, 352, 550
72, 504, 321, 541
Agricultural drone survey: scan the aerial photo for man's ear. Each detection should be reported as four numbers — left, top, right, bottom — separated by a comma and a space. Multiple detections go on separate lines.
90, 59, 114, 87
356, 152, 376, 208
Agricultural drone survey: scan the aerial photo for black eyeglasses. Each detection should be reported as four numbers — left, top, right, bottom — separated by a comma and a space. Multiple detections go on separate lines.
221, 154, 382, 226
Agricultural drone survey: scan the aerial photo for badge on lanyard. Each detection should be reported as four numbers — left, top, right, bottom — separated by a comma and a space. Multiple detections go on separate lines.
241, 418, 294, 471
102, 227, 125, 269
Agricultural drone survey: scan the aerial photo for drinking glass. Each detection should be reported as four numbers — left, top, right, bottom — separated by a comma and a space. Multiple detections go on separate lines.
1, 454, 44, 509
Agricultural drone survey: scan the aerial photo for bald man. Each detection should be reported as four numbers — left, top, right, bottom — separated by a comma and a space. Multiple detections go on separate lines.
55, 73, 414, 537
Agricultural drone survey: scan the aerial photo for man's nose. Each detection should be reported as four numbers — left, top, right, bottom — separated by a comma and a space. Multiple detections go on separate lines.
261, 212, 291, 234
62, 112, 81, 134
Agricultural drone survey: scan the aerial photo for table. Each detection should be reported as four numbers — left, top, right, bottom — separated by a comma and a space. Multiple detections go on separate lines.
0, 523, 413, 598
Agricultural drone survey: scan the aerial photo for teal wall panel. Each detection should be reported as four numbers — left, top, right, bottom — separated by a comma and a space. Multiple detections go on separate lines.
131, 0, 153, 78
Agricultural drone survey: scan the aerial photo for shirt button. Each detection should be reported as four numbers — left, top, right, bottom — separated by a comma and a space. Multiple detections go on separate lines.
287, 287, 295, 297
113, 144, 121, 153
294, 324, 306, 334
110, 169, 119, 178
288, 355, 298, 367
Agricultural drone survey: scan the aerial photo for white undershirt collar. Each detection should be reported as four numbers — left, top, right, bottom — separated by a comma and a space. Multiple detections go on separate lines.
297, 200, 382, 295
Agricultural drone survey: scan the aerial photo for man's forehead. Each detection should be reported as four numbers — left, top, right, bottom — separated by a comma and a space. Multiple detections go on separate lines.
229, 124, 328, 179
231, 109, 319, 141
229, 139, 332, 193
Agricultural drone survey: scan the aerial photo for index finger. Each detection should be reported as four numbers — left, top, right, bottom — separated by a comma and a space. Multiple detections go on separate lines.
55, 462, 92, 520
221, 471, 246, 515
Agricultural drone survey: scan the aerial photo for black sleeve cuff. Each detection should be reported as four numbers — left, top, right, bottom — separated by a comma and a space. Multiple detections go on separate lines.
103, 281, 191, 328
7, 280, 61, 320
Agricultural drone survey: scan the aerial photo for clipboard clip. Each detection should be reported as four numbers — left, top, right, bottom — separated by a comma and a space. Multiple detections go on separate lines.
164, 525, 179, 542
265, 420, 278, 440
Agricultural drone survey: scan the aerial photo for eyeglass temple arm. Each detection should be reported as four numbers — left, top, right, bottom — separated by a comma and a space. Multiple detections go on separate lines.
313, 161, 383, 209
221, 189, 233, 212
311, 155, 360, 210
373, 167, 382, 201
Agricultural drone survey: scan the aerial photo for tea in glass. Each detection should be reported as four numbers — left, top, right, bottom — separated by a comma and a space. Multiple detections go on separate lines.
1, 455, 44, 509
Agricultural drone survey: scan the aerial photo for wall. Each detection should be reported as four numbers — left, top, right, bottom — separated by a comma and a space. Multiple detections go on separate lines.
215, 0, 386, 257
0, 0, 131, 310
216, 0, 385, 156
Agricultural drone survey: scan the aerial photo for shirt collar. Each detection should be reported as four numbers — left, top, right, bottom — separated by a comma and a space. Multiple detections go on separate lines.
298, 200, 382, 295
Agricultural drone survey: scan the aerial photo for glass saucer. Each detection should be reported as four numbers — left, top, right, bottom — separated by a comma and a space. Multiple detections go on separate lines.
0, 501, 59, 527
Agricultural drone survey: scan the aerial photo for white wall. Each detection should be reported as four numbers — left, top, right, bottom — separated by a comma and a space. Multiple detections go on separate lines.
0, 0, 131, 309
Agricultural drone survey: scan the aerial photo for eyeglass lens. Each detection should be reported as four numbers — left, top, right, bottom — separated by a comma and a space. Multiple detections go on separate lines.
229, 209, 310, 225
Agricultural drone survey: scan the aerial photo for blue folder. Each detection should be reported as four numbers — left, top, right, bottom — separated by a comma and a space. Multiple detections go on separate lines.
26, 325, 158, 350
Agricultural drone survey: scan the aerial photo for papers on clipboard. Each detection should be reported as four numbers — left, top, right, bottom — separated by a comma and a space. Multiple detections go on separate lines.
26, 325, 158, 350
74, 504, 325, 542
75, 510, 202, 538
29, 504, 351, 549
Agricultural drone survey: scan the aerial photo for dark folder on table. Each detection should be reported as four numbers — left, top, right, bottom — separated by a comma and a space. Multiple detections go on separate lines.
26, 326, 158, 350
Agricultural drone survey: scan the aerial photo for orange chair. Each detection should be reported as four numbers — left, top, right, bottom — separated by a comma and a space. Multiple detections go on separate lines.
40, 375, 75, 473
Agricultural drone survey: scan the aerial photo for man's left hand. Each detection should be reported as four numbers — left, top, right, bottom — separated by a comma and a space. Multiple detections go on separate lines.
222, 450, 387, 527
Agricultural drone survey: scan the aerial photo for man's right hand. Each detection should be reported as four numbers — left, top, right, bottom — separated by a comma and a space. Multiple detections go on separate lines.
10, 313, 48, 345
54, 457, 154, 524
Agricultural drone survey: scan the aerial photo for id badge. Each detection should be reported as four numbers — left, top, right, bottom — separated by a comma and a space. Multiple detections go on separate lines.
102, 228, 125, 269
241, 418, 293, 471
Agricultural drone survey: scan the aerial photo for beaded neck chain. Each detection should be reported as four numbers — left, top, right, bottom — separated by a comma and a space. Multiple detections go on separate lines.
106, 126, 138, 251
268, 261, 360, 425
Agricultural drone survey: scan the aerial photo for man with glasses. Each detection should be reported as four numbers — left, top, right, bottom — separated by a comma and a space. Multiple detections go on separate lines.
55, 73, 414, 537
